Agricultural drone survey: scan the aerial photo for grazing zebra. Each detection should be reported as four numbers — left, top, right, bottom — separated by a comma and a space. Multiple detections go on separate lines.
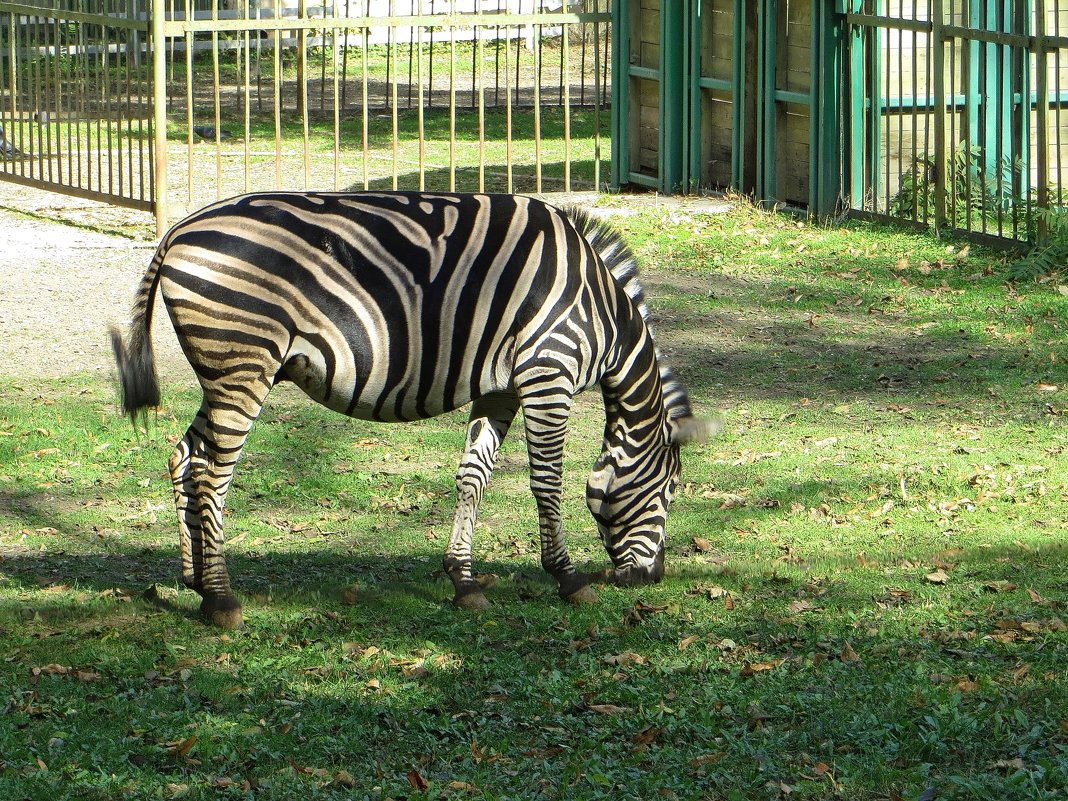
111, 192, 713, 628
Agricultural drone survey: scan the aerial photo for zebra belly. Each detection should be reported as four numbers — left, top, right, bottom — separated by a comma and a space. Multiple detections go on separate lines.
279, 334, 515, 423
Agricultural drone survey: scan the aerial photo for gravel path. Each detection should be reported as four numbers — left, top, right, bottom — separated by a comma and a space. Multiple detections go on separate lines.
0, 208, 188, 381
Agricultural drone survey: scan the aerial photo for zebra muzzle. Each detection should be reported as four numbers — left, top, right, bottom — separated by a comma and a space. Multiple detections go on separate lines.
605, 550, 666, 588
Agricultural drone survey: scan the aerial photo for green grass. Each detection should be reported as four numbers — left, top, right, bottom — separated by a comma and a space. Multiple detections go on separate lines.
2, 204, 1067, 799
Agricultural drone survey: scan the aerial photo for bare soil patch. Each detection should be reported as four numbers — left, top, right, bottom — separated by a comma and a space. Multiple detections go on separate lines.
0, 194, 188, 382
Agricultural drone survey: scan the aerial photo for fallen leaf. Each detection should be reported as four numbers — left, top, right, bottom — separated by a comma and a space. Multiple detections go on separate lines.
741, 658, 786, 677
333, 770, 356, 788
840, 642, 860, 663
447, 781, 479, 793
340, 586, 359, 605
604, 651, 646, 667
692, 536, 712, 552
993, 757, 1026, 771
631, 726, 661, 750
168, 736, 198, 758
678, 635, 701, 651
623, 600, 669, 626
955, 678, 980, 693
407, 769, 429, 791
470, 740, 494, 763
983, 581, 1017, 593
925, 569, 950, 584
588, 703, 628, 715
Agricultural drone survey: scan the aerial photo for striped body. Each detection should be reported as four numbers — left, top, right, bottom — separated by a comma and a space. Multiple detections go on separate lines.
161, 192, 620, 420
112, 191, 710, 627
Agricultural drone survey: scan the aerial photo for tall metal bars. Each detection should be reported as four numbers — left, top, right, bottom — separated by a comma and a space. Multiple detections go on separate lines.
0, 0, 155, 213
0, 0, 612, 233
159, 0, 613, 225
844, 0, 1068, 243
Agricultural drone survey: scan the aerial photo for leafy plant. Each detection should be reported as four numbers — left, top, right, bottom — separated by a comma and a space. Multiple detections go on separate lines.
891, 141, 1030, 235
1010, 204, 1068, 282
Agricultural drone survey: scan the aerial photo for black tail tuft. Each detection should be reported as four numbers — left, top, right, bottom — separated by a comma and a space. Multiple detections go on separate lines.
110, 312, 161, 426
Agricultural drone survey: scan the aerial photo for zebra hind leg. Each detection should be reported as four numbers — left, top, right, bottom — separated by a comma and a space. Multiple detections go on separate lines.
444, 393, 519, 610
170, 397, 260, 628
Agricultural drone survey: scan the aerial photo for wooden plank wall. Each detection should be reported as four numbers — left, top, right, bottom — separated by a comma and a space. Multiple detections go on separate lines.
697, 0, 736, 188
629, 0, 661, 177
773, 0, 812, 205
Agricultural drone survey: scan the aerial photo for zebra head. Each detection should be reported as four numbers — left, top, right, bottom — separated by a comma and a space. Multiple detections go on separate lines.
586, 413, 717, 587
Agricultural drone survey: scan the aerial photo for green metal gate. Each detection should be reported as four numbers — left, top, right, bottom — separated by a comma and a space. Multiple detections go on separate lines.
611, 0, 841, 213
843, 0, 1049, 242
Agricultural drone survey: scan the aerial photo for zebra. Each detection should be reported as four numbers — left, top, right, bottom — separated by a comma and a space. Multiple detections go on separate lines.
111, 191, 714, 628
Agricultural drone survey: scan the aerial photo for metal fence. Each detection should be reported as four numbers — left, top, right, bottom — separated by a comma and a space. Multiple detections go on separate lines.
0, 0, 156, 212
844, 0, 1068, 243
8, 0, 1068, 246
160, 0, 613, 222
0, 0, 611, 231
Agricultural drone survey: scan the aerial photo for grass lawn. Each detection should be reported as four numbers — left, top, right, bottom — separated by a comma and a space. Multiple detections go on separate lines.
1, 202, 1066, 800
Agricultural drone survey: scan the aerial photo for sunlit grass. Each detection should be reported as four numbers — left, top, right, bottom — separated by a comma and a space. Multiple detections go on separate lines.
1, 204, 1067, 799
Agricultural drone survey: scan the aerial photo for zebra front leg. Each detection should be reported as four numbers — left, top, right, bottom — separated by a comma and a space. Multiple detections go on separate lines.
520, 392, 598, 606
444, 393, 519, 610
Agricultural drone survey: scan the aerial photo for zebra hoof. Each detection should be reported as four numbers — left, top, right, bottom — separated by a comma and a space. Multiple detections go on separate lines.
453, 591, 491, 611
564, 584, 599, 605
200, 596, 244, 629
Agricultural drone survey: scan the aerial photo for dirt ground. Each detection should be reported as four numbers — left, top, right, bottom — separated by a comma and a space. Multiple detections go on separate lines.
0, 190, 191, 382
0, 186, 730, 383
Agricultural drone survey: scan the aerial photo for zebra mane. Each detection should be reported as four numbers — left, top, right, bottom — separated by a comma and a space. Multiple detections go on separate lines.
563, 206, 695, 423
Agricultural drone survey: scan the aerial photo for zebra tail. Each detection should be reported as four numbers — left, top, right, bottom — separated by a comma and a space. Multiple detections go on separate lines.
110, 249, 164, 425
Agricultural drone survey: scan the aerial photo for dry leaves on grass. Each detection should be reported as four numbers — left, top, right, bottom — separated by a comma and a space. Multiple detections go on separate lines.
587, 703, 629, 715
741, 658, 786, 677
925, 569, 951, 585
29, 664, 101, 682
603, 651, 646, 667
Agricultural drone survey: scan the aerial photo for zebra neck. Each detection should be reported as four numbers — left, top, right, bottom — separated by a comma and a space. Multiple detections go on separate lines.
599, 332, 671, 452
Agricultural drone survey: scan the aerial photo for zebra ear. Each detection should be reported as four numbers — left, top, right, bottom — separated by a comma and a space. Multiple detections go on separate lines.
668, 414, 722, 446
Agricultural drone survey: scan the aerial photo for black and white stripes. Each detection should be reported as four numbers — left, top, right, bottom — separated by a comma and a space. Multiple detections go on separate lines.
112, 191, 711, 627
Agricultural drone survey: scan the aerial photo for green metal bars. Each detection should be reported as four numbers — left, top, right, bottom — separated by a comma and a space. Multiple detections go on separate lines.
844, 0, 1067, 243
612, 0, 844, 215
